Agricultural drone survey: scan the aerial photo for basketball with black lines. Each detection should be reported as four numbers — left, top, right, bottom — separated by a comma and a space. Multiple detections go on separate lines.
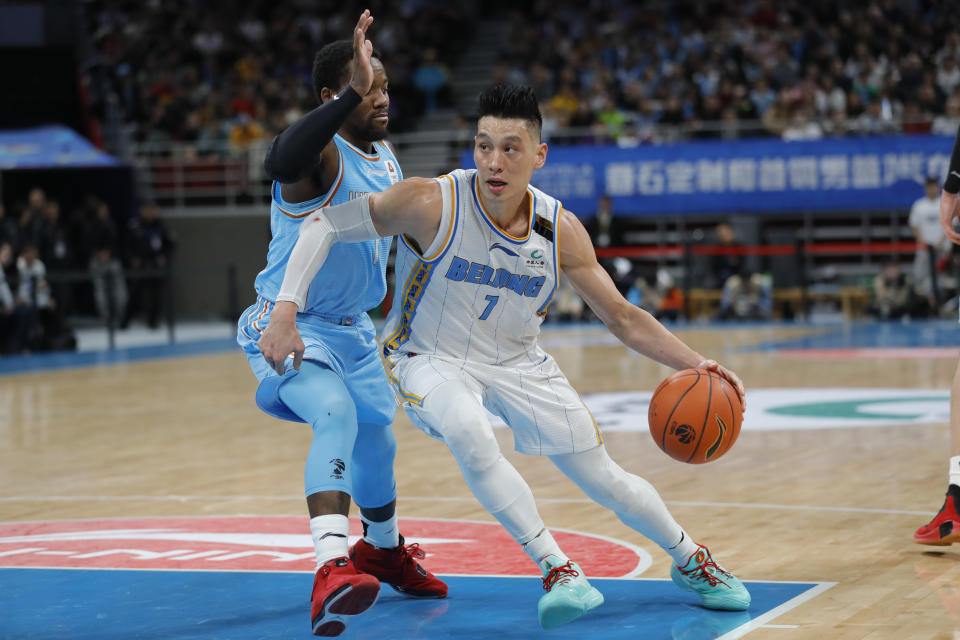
647, 369, 743, 464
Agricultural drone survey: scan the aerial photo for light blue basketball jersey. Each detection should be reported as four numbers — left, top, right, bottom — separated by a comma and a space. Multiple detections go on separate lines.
253, 134, 401, 315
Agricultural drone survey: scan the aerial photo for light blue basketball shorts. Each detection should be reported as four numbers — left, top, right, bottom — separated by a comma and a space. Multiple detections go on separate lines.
237, 296, 396, 426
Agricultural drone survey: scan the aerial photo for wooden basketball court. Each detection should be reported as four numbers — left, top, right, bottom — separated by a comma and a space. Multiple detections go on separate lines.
1, 323, 957, 639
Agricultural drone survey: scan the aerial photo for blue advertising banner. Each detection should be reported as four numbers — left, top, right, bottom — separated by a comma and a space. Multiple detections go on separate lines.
0, 126, 119, 169
461, 135, 953, 216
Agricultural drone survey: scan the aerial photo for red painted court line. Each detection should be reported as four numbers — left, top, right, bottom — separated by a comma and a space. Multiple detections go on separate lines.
779, 347, 960, 359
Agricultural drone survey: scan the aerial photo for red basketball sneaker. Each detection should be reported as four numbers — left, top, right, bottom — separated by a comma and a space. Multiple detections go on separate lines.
310, 557, 380, 636
914, 485, 960, 546
351, 535, 448, 598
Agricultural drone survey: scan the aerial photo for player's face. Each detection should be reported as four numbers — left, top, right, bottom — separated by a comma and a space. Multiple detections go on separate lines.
473, 117, 547, 203
344, 58, 390, 142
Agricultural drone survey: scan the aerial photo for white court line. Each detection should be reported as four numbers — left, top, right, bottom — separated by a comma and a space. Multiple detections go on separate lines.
718, 582, 837, 639
0, 495, 934, 516
759, 625, 800, 629
664, 500, 931, 516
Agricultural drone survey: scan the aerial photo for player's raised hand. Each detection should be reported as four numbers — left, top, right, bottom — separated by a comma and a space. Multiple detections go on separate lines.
258, 302, 305, 375
940, 189, 960, 245
348, 9, 375, 97
697, 359, 746, 410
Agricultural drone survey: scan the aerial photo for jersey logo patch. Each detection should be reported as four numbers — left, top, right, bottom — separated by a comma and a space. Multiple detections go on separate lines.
385, 160, 400, 184
489, 243, 519, 257
524, 248, 547, 270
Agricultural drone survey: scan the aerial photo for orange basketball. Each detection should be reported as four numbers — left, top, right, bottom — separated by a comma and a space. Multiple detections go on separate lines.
648, 368, 743, 464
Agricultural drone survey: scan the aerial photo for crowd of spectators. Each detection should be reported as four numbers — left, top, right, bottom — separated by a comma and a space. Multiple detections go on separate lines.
86, 0, 470, 156
79, 0, 960, 154
0, 188, 174, 355
493, 0, 960, 144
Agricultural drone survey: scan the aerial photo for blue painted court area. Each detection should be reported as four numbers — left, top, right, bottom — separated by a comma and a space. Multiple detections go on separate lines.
1, 568, 818, 640
7, 319, 955, 378
745, 319, 960, 351
0, 338, 239, 377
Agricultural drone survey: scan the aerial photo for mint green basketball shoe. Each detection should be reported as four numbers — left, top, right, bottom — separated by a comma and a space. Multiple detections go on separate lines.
537, 555, 605, 629
670, 545, 750, 611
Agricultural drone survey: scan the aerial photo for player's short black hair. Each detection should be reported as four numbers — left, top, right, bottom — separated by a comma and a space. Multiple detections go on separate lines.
477, 84, 542, 139
312, 40, 381, 103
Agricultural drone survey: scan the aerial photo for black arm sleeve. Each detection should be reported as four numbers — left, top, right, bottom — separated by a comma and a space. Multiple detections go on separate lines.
263, 86, 363, 183
944, 123, 960, 194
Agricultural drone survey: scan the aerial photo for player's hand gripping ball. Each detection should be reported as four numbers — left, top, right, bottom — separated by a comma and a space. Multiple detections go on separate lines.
648, 369, 743, 463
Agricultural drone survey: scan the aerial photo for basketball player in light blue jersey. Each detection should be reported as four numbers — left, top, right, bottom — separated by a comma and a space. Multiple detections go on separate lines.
260, 84, 752, 630
237, 11, 445, 637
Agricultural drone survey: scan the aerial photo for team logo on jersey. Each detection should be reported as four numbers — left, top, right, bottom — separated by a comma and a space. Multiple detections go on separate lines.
385, 160, 400, 184
0, 516, 650, 577
446, 256, 546, 297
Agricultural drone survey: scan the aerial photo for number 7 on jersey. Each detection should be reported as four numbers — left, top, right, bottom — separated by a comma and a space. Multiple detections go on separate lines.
479, 294, 499, 320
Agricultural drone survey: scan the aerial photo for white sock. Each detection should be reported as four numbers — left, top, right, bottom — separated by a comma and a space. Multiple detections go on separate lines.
666, 530, 700, 566
310, 514, 349, 568
361, 512, 400, 549
950, 456, 960, 487
522, 529, 567, 568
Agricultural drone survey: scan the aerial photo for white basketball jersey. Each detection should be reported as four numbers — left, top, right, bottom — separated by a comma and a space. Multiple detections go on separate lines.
382, 168, 561, 367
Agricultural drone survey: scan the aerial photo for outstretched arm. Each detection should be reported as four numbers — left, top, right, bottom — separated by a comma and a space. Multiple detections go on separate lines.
257, 178, 442, 374
557, 210, 746, 405
263, 10, 375, 199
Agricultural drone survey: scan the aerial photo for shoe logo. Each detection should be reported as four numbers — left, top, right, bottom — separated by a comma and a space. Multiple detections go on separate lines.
490, 243, 519, 257
416, 564, 427, 577
330, 458, 346, 480
319, 532, 347, 541
704, 415, 728, 461
671, 423, 696, 444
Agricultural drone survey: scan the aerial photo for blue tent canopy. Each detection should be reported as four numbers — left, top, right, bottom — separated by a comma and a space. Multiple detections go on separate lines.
0, 126, 119, 169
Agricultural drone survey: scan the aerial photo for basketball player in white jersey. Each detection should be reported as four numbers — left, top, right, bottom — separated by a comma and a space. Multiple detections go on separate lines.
259, 84, 751, 629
